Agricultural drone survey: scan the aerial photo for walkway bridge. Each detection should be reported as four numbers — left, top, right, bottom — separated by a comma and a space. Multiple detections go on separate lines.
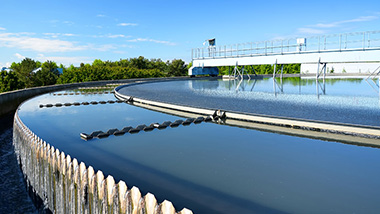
189, 30, 380, 79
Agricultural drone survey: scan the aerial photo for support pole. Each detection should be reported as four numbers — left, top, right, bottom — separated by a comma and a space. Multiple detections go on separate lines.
251, 65, 257, 77
273, 59, 277, 79
316, 58, 320, 79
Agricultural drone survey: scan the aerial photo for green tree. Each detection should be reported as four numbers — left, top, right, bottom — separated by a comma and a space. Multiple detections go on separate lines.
92, 59, 104, 67
130, 56, 148, 69
11, 58, 41, 88
167, 59, 187, 76
0, 70, 23, 92
35, 60, 59, 86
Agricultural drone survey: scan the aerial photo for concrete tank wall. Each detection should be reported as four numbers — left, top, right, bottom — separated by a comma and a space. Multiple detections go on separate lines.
13, 113, 192, 214
1, 77, 195, 213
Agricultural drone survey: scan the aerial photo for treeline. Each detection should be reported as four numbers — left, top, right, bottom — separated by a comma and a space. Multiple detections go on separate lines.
218, 64, 300, 75
0, 56, 188, 93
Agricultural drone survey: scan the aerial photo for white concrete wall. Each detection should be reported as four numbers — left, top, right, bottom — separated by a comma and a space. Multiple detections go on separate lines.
192, 49, 380, 67
301, 63, 380, 74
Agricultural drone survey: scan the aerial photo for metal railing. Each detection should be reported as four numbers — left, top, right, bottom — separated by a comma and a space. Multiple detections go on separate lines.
192, 30, 380, 60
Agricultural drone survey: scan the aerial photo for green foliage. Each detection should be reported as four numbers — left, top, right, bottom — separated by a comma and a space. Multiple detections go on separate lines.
0, 70, 23, 92
217, 63, 300, 75
166, 59, 187, 76
1, 56, 188, 92
11, 58, 41, 88
35, 61, 60, 86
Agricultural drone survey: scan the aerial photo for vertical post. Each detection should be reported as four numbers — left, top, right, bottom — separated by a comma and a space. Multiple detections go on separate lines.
271, 41, 274, 53
251, 42, 253, 56
242, 65, 245, 79
273, 59, 277, 79
363, 32, 366, 50
256, 42, 258, 55
280, 64, 284, 92
339, 34, 342, 51
345, 34, 347, 49
368, 32, 371, 48
323, 63, 326, 94
265, 41, 267, 55
318, 36, 320, 52
288, 39, 290, 52
316, 58, 321, 79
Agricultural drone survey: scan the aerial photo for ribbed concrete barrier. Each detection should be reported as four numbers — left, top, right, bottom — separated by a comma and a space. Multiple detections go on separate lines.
13, 111, 193, 214
1, 76, 206, 213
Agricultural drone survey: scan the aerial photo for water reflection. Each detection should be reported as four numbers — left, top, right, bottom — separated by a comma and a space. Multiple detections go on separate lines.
189, 77, 379, 98
122, 78, 380, 126
18, 87, 380, 214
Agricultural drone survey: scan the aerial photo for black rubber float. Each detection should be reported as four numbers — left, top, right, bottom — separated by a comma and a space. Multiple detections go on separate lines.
204, 116, 212, 122
107, 129, 119, 135
90, 131, 103, 137
80, 116, 210, 141
194, 117, 205, 124
97, 132, 110, 138
80, 133, 92, 140
158, 121, 172, 129
170, 120, 183, 127
182, 118, 195, 126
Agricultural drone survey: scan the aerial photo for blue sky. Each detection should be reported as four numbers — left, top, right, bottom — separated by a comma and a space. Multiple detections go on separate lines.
1, 0, 379, 67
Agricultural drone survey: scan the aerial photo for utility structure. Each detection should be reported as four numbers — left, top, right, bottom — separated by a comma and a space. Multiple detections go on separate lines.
189, 30, 380, 81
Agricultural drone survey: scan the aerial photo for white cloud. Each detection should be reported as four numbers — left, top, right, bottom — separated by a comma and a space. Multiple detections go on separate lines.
63, 21, 74, 26
0, 32, 86, 52
126, 38, 176, 45
0, 62, 12, 68
97, 14, 106, 18
15, 53, 25, 59
118, 23, 138, 27
36, 54, 92, 66
297, 28, 326, 35
43, 33, 76, 38
295, 14, 379, 36
92, 44, 117, 51
107, 34, 131, 39
315, 15, 378, 28
0, 27, 5, 31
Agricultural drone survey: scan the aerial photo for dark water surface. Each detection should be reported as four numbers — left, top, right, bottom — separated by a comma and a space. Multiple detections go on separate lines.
118, 78, 380, 127
16, 86, 380, 214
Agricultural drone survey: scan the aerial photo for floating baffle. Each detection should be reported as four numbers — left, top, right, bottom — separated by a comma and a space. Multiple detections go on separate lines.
80, 116, 209, 141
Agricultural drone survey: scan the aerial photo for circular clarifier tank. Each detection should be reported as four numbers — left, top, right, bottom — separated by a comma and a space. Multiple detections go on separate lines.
17, 79, 380, 214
